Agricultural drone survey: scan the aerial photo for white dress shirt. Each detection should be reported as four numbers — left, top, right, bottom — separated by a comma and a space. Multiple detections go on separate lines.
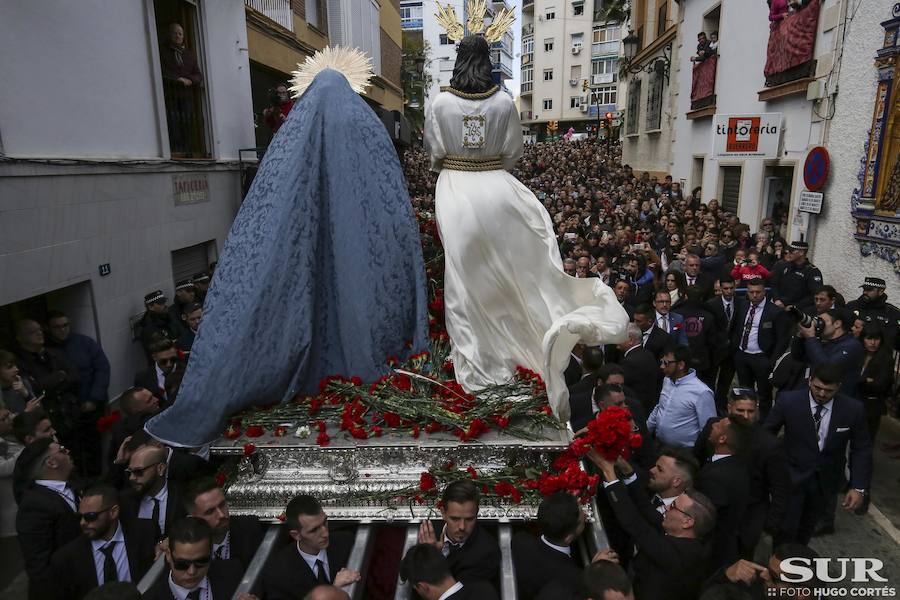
298, 543, 330, 581
711, 454, 730, 462
809, 395, 834, 452
155, 364, 167, 396
138, 483, 169, 534
168, 572, 211, 600
91, 522, 132, 584
34, 480, 77, 511
741, 298, 767, 354
212, 531, 231, 560
438, 581, 465, 600
540, 535, 572, 556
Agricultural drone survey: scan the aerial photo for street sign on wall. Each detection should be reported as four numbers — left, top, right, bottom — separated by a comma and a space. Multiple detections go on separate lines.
798, 190, 824, 214
712, 113, 783, 159
803, 146, 830, 191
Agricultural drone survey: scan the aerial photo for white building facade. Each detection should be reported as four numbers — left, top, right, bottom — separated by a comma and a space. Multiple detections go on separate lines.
519, 0, 622, 139
670, 0, 849, 243
0, 0, 255, 395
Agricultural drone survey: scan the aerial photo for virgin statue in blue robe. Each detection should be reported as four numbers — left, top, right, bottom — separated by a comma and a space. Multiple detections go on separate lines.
147, 54, 429, 446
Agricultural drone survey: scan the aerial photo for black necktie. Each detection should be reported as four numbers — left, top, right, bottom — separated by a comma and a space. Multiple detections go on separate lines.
214, 545, 225, 560
316, 559, 330, 584
187, 589, 201, 600
100, 542, 118, 583
150, 497, 161, 539
725, 301, 732, 324
652, 495, 664, 509
813, 404, 825, 444
741, 303, 757, 350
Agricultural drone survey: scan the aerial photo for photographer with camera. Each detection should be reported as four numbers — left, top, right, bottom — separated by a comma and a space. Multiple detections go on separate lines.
787, 307, 863, 397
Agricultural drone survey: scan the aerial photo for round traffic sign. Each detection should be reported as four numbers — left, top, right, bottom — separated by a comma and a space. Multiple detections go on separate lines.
803, 146, 830, 192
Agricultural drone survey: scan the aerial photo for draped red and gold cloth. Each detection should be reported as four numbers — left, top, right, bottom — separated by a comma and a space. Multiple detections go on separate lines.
691, 55, 717, 105
764, 0, 820, 81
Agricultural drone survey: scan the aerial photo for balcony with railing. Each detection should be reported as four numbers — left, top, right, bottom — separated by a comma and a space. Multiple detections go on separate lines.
245, 0, 294, 31
688, 54, 717, 117
521, 82, 533, 94
520, 110, 534, 121
523, 23, 534, 36
523, 0, 534, 12
592, 41, 619, 56
760, 0, 820, 98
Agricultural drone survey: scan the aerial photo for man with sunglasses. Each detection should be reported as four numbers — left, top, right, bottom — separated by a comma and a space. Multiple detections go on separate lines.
120, 445, 185, 541
143, 517, 256, 600
134, 338, 181, 407
15, 437, 81, 600
138, 291, 181, 361
50, 483, 156, 600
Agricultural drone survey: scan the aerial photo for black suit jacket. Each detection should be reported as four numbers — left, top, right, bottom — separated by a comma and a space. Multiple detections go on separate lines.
15, 484, 83, 600
764, 389, 873, 492
687, 272, 715, 301
511, 531, 581, 600
568, 374, 600, 432
696, 455, 750, 568
227, 515, 265, 571
730, 299, 789, 358
142, 559, 243, 600
619, 345, 660, 413
443, 523, 501, 588
447, 580, 499, 599
119, 480, 186, 541
262, 531, 354, 600
604, 480, 707, 600
642, 326, 670, 362
133, 368, 166, 403
50, 519, 157, 600
705, 296, 739, 359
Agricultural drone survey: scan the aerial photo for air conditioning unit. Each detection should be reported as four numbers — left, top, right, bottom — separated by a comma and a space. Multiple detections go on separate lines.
571, 46, 582, 55
580, 104, 588, 113
569, 79, 579, 86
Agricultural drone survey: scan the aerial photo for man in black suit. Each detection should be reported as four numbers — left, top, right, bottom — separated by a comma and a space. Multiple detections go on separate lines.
512, 492, 584, 600
119, 445, 185, 541
590, 453, 715, 600
183, 476, 264, 571
633, 304, 670, 362
400, 543, 498, 600
417, 480, 501, 587
133, 338, 180, 407
50, 483, 157, 600
764, 363, 873, 545
615, 323, 660, 413
262, 494, 360, 600
612, 278, 636, 320
695, 416, 751, 569
673, 287, 718, 386
142, 517, 253, 600
15, 437, 82, 600
732, 279, 789, 417
566, 346, 605, 412
704, 543, 820, 600
694, 390, 790, 559
11, 408, 58, 503
706, 277, 739, 411
684, 254, 716, 300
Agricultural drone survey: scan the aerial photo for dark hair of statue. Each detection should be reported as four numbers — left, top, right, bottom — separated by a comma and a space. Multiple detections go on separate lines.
449, 35, 495, 94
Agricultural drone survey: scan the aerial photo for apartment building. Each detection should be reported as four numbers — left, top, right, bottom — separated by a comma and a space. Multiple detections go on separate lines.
519, 0, 622, 140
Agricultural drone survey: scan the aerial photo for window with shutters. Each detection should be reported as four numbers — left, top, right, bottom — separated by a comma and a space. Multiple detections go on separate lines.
720, 166, 742, 214
171, 241, 217, 286
626, 79, 641, 134
646, 69, 663, 131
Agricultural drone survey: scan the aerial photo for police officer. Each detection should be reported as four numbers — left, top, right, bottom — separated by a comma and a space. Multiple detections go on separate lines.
770, 241, 823, 311
169, 279, 197, 326
138, 290, 180, 361
846, 277, 900, 350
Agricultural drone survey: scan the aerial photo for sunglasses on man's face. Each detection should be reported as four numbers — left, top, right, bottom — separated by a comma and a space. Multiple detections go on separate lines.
125, 461, 162, 477
172, 556, 211, 571
78, 505, 115, 522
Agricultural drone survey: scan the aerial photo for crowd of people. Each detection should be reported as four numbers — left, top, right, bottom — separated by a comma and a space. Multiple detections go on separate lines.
0, 136, 898, 599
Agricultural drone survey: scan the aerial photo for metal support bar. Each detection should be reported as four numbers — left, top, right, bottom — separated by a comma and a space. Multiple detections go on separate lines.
344, 523, 374, 600
586, 495, 611, 555
498, 523, 517, 600
394, 522, 423, 600
137, 553, 167, 594
232, 525, 282, 599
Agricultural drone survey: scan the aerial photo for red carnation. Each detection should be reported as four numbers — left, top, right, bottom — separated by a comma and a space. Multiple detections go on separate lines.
350, 376, 362, 386
316, 432, 330, 447
411, 425, 421, 438
383, 411, 402, 427
95, 411, 122, 434
316, 420, 327, 432
223, 425, 242, 439
466, 466, 478, 479
214, 472, 227, 487
242, 443, 256, 457
273, 425, 288, 437
349, 427, 368, 440
371, 426, 383, 437
419, 472, 436, 492
490, 415, 510, 428
245, 425, 264, 438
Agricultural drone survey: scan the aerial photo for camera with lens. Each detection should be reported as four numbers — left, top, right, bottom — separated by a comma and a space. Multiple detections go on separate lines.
787, 306, 824, 337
